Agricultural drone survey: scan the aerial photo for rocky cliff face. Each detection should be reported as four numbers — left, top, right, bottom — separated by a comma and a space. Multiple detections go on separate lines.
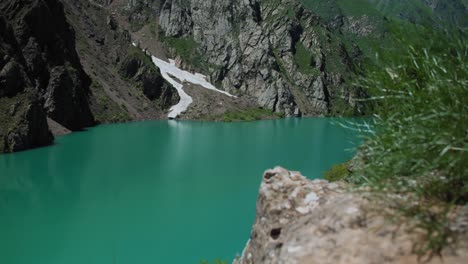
0, 0, 178, 153
235, 167, 468, 264
1, 0, 95, 130
0, 0, 96, 152
158, 0, 363, 116
122, 0, 163, 31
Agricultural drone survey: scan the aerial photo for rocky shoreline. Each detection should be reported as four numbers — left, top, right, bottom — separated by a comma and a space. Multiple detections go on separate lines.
234, 167, 468, 264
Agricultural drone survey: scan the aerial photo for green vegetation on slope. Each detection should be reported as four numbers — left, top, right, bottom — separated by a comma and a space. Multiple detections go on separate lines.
302, 0, 467, 28
127, 45, 154, 67
158, 29, 208, 72
324, 162, 350, 182
294, 41, 319, 75
89, 81, 131, 124
367, 0, 468, 28
301, 0, 381, 19
343, 29, 467, 256
301, 0, 467, 61
300, 0, 387, 60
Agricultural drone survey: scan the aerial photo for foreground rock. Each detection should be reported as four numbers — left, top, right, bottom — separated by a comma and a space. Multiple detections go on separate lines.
234, 167, 468, 264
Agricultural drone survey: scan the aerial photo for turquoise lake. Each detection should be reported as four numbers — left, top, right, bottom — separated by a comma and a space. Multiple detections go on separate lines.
0, 118, 360, 264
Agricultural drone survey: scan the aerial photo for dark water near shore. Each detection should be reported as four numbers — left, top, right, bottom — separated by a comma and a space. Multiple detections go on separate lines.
0, 118, 360, 264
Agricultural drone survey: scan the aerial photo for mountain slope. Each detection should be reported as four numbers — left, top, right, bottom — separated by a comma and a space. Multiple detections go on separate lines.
0, 0, 178, 153
61, 0, 179, 123
301, 0, 467, 28
299, 0, 467, 61
153, 0, 366, 116
367, 0, 468, 28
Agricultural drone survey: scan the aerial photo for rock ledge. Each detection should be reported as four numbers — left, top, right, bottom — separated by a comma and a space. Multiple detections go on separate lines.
234, 167, 467, 264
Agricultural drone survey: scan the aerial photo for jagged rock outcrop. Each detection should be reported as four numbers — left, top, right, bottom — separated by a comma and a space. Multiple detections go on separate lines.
3, 99, 53, 152
0, 0, 95, 131
0, 0, 96, 152
158, 0, 361, 116
234, 167, 468, 264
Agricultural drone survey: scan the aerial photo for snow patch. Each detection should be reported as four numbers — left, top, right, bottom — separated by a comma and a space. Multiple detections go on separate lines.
151, 57, 193, 119
150, 57, 236, 119
132, 41, 235, 119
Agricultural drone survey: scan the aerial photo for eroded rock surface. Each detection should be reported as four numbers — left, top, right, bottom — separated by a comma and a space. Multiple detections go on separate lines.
235, 167, 468, 264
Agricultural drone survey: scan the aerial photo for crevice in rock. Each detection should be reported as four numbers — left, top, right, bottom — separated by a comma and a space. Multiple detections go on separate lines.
250, 1, 262, 23
290, 23, 304, 54
272, 93, 278, 112
264, 171, 277, 180
322, 74, 331, 110
270, 227, 282, 240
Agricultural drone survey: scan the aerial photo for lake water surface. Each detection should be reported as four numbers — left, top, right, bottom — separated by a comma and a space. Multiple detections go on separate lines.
0, 118, 360, 264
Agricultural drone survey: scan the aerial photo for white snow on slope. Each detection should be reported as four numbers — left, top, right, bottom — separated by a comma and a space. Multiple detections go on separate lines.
152, 57, 193, 119
133, 41, 236, 119
151, 57, 236, 118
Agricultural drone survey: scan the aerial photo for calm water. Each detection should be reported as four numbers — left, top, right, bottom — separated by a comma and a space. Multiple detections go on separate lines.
0, 118, 360, 264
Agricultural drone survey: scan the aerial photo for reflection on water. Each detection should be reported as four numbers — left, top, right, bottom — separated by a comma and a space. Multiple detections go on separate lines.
0, 118, 360, 264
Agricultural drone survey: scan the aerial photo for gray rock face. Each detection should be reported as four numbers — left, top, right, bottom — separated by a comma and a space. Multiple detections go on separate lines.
158, 0, 358, 116
123, 0, 164, 31
234, 167, 468, 264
